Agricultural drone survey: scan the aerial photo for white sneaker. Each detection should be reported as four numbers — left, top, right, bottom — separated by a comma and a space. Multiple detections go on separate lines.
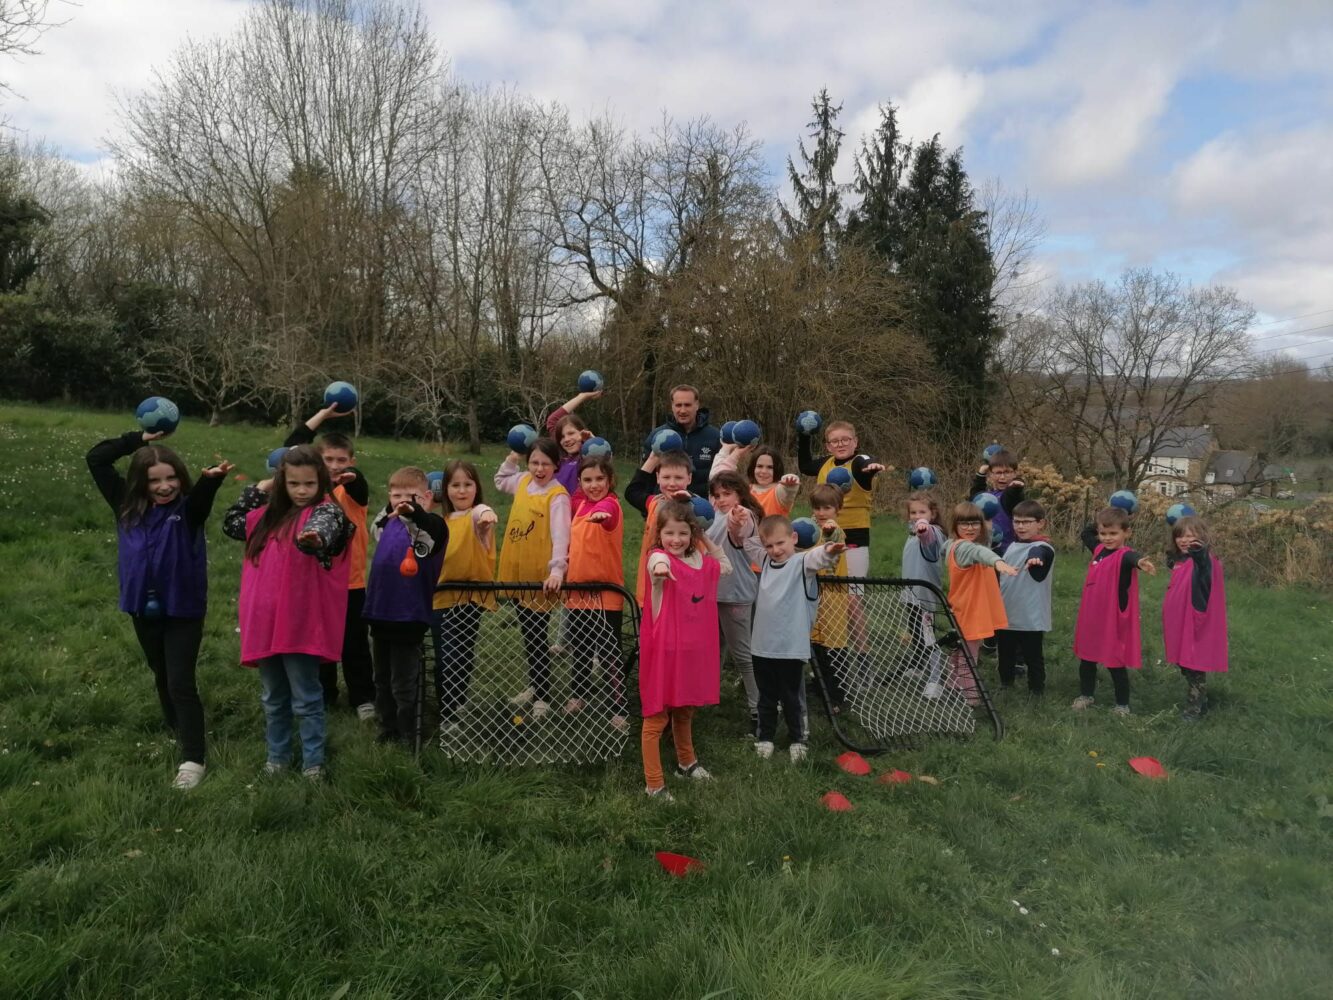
922, 682, 944, 699
356, 703, 377, 722
439, 720, 461, 737
263, 761, 286, 775
1111, 704, 1132, 716
754, 740, 775, 759
302, 765, 324, 782
509, 687, 536, 707
789, 743, 808, 763
610, 714, 630, 733
530, 700, 550, 720
172, 762, 206, 790
645, 786, 674, 801
564, 698, 586, 715
1071, 696, 1095, 711
549, 643, 566, 656
676, 761, 712, 780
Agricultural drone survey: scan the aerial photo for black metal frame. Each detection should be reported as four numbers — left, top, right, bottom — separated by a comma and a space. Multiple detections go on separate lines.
809, 576, 1004, 753
416, 580, 641, 756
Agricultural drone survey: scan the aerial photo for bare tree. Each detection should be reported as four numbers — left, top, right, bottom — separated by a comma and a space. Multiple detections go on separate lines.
979, 179, 1046, 331
1001, 269, 1255, 486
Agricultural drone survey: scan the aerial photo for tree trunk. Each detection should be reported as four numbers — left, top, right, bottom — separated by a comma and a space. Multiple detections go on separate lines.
209, 406, 221, 427
467, 399, 480, 454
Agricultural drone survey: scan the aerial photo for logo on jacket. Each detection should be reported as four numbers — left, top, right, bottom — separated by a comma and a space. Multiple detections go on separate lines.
690, 594, 704, 604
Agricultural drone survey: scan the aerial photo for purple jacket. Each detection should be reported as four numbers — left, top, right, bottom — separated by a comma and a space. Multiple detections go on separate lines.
363, 506, 447, 625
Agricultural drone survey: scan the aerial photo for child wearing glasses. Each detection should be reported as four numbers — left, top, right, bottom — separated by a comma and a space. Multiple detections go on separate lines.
996, 500, 1056, 694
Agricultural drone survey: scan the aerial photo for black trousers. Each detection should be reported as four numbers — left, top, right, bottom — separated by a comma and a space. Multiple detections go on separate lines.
515, 606, 552, 702
372, 624, 425, 742
321, 587, 375, 708
997, 630, 1046, 692
432, 603, 484, 722
753, 655, 807, 744
566, 608, 625, 705
1079, 659, 1130, 705
131, 615, 206, 765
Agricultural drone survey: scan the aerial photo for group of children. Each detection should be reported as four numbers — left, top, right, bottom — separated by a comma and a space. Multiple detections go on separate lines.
87, 398, 1229, 796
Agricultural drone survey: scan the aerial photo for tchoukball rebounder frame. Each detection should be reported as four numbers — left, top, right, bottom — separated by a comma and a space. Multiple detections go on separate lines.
415, 577, 1001, 760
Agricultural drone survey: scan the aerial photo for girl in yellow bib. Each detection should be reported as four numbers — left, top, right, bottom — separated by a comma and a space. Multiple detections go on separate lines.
495, 437, 570, 719
431, 460, 498, 733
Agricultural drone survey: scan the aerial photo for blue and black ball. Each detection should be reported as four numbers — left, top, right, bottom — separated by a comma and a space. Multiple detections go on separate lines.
651, 428, 684, 454
689, 495, 716, 527
907, 466, 938, 489
826, 467, 853, 493
323, 381, 358, 413
1110, 490, 1139, 515
971, 492, 1001, 520
577, 370, 604, 393
719, 420, 737, 445
135, 396, 180, 435
795, 410, 822, 434
1166, 502, 1196, 526
507, 424, 538, 453
581, 436, 613, 458
266, 447, 289, 473
791, 517, 819, 550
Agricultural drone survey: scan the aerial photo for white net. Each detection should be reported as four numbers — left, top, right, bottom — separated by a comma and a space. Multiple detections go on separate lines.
811, 577, 1001, 750
425, 583, 637, 765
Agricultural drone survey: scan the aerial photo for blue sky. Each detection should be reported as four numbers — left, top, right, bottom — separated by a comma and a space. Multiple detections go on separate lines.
6, 0, 1333, 368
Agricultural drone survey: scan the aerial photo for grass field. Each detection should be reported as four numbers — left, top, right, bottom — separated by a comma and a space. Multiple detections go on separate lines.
1, 401, 1331, 999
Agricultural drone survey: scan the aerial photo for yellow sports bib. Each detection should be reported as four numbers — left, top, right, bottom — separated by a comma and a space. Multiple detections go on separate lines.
434, 509, 498, 610
819, 456, 872, 530
498, 475, 567, 610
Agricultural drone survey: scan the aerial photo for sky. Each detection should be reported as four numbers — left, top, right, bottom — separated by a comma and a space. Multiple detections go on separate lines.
5, 0, 1333, 369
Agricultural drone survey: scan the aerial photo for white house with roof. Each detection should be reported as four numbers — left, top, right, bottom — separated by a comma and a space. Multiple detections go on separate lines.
1141, 426, 1216, 497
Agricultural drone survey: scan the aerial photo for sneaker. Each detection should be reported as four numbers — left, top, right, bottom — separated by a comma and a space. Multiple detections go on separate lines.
789, 743, 808, 763
645, 785, 674, 801
676, 761, 712, 780
509, 687, 536, 707
302, 765, 324, 781
439, 719, 461, 737
1111, 704, 1131, 716
610, 714, 630, 733
754, 740, 775, 759
172, 762, 206, 790
263, 761, 286, 775
356, 703, 377, 723
922, 682, 944, 699
564, 698, 586, 715
549, 643, 566, 656
1071, 696, 1095, 711
530, 700, 550, 720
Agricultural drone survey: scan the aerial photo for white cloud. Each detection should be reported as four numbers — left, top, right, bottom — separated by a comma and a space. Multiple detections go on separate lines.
896, 68, 986, 149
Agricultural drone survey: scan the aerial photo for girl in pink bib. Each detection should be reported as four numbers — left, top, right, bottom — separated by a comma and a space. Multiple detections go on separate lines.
1163, 515, 1227, 721
1072, 507, 1156, 715
638, 500, 731, 800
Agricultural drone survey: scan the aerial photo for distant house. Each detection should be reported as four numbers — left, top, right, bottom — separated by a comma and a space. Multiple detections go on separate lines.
1141, 426, 1216, 497
1203, 450, 1261, 500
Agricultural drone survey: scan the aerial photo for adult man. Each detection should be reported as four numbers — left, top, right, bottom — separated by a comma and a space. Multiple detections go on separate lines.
641, 384, 723, 496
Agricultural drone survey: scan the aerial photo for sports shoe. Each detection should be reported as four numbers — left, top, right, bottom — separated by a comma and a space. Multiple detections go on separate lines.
610, 714, 630, 733
676, 761, 712, 780
922, 682, 944, 699
172, 761, 206, 790
263, 761, 286, 775
302, 765, 324, 781
564, 698, 586, 715
754, 740, 775, 759
356, 703, 377, 722
645, 785, 674, 801
789, 743, 808, 763
1071, 695, 1095, 711
1111, 704, 1132, 716
509, 687, 536, 707
530, 699, 550, 720
439, 719, 461, 737
549, 643, 566, 656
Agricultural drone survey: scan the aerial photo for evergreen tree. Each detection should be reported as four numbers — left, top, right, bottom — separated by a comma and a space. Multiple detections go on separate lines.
780, 88, 845, 258
844, 102, 907, 262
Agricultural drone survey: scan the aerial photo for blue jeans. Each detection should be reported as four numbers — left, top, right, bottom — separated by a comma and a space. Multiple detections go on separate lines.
258, 654, 326, 768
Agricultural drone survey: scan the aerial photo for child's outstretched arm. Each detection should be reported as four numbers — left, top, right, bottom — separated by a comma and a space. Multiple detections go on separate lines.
796, 430, 823, 476
545, 390, 603, 436
1000, 480, 1025, 513
708, 442, 746, 479
970, 465, 989, 497
472, 504, 499, 550
222, 483, 270, 540
185, 459, 234, 528
296, 501, 353, 567
493, 453, 525, 495
397, 501, 447, 555
624, 456, 658, 516
850, 454, 888, 490
1025, 544, 1055, 582
776, 473, 800, 509
284, 402, 351, 448
912, 520, 942, 562
86, 430, 161, 510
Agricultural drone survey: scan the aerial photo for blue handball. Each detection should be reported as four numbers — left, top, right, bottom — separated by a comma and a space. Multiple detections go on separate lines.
826, 467, 853, 493
991, 525, 1005, 549
982, 443, 1005, 463
507, 424, 538, 452
1166, 502, 1196, 526
323, 380, 359, 413
651, 428, 684, 454
795, 410, 822, 434
971, 492, 1001, 520
426, 470, 444, 503
732, 419, 761, 447
907, 466, 938, 489
266, 447, 290, 473
135, 396, 180, 435
689, 495, 716, 527
577, 369, 604, 393
719, 420, 737, 445
791, 517, 819, 550
1109, 489, 1139, 514
581, 436, 613, 458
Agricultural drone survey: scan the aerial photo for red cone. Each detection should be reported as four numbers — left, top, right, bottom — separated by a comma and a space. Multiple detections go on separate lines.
821, 791, 854, 812
836, 752, 872, 776
655, 851, 704, 877
1128, 756, 1167, 779
878, 769, 913, 785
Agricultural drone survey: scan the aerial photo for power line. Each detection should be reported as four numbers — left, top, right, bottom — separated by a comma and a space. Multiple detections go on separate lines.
1251, 305, 1333, 326
1246, 320, 1333, 347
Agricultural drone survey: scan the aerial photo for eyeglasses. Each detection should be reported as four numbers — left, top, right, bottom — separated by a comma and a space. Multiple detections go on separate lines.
1012, 518, 1039, 525
826, 437, 855, 446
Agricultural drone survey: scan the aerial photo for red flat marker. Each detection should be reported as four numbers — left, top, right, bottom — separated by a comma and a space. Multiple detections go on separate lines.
836, 752, 872, 776
655, 851, 704, 877
878, 769, 913, 785
821, 791, 855, 812
1128, 756, 1167, 779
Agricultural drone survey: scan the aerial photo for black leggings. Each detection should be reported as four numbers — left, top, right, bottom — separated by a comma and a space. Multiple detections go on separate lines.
372, 629, 424, 742
320, 587, 374, 709
131, 615, 206, 765
753, 655, 807, 744
998, 630, 1046, 692
1079, 660, 1130, 706
516, 606, 552, 701
432, 603, 484, 722
566, 608, 625, 706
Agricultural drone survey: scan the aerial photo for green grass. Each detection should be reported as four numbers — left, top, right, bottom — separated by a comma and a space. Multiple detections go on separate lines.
0, 400, 1331, 999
